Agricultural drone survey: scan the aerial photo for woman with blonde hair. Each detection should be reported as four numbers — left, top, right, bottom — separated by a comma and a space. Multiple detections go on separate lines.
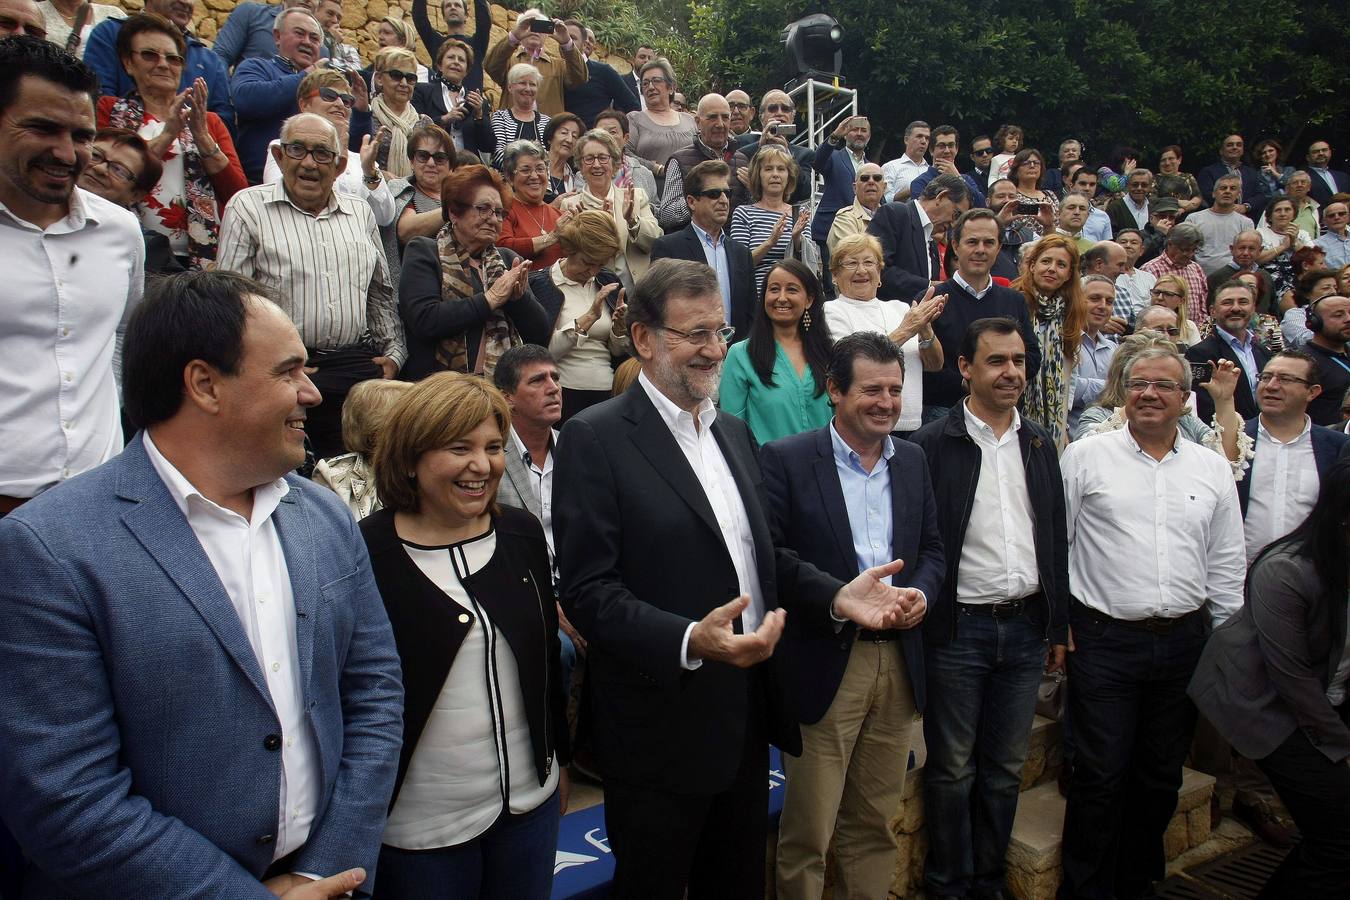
312, 379, 414, 518
528, 208, 632, 420
730, 144, 810, 296
1147, 274, 1202, 345
362, 372, 568, 899
372, 46, 431, 179
557, 129, 660, 294
1012, 233, 1085, 448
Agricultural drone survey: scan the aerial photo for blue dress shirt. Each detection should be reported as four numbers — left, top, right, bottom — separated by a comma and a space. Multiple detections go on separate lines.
693, 221, 733, 321
1218, 326, 1260, 393
829, 422, 895, 584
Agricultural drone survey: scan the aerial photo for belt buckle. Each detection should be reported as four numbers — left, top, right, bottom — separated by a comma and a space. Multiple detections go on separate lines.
991, 599, 1023, 618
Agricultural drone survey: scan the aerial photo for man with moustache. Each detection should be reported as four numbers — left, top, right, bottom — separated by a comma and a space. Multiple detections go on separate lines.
912, 317, 1069, 900
552, 258, 920, 899
827, 161, 885, 252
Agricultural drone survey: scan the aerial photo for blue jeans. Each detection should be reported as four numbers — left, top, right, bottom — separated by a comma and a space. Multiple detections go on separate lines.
1058, 603, 1207, 900
373, 788, 561, 899
922, 606, 1047, 897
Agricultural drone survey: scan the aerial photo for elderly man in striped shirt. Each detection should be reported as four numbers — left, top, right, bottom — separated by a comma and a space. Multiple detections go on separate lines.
217, 112, 404, 459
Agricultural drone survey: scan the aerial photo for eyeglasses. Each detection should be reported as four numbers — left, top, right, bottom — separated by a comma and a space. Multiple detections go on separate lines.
971, 147, 993, 156
380, 68, 418, 83
838, 257, 880, 271
0, 15, 46, 38
764, 103, 794, 114
280, 141, 338, 164
580, 153, 614, 166
1126, 379, 1183, 394
412, 149, 450, 164
1256, 372, 1313, 386
857, 173, 885, 183
693, 188, 731, 200
134, 48, 185, 67
640, 77, 668, 88
1150, 288, 1184, 299
728, 101, 752, 111
513, 163, 548, 177
660, 324, 735, 346
312, 86, 355, 107
471, 202, 507, 220
88, 147, 136, 184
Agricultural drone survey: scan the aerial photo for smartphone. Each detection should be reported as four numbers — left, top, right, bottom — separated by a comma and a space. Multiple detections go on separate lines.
1189, 361, 1213, 384
1016, 201, 1040, 215
528, 17, 553, 33
768, 123, 797, 138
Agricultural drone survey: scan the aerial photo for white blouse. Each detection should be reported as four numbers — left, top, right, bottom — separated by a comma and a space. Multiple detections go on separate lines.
383, 529, 558, 849
546, 261, 630, 392
823, 295, 924, 431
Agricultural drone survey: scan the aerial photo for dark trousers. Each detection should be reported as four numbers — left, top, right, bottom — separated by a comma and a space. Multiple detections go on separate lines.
306, 341, 383, 460
602, 714, 768, 900
1255, 728, 1350, 898
1058, 602, 1209, 900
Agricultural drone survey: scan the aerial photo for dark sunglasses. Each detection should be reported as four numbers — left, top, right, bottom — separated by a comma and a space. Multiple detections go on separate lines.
413, 149, 450, 164
134, 48, 185, 67
857, 173, 885, 182
764, 102, 794, 114
693, 188, 732, 199
313, 86, 356, 107
971, 147, 994, 156
381, 68, 418, 84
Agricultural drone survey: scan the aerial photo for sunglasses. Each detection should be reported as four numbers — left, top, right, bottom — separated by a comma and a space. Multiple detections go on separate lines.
0, 15, 46, 38
134, 48, 185, 67
693, 188, 731, 199
280, 141, 338, 164
413, 149, 450, 164
972, 147, 993, 156
857, 173, 885, 183
312, 86, 356, 107
764, 103, 794, 114
381, 68, 418, 84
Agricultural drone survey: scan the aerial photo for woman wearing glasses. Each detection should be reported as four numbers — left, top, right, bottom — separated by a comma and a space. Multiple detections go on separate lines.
96, 13, 244, 269
491, 63, 550, 168
1148, 274, 1202, 346
372, 46, 431, 180
400, 164, 550, 381
262, 70, 397, 227
625, 58, 695, 183
499, 140, 571, 272
379, 123, 458, 278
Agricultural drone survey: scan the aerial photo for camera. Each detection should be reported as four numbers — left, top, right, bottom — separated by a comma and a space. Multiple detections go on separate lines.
527, 17, 553, 33
768, 123, 797, 138
1015, 201, 1040, 215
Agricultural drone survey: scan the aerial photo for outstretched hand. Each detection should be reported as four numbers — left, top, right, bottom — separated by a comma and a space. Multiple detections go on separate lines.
688, 595, 786, 667
832, 559, 926, 630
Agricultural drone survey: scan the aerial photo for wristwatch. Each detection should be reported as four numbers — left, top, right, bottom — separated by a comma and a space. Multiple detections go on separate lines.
363, 164, 382, 187
918, 336, 936, 349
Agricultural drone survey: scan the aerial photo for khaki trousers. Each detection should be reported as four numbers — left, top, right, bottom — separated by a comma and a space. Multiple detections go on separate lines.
776, 638, 918, 900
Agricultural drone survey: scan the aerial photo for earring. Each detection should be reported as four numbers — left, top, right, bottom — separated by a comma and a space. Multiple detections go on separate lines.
801, 309, 812, 331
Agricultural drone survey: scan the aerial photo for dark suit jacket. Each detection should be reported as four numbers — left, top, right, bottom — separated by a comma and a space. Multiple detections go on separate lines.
1105, 196, 1148, 236
810, 138, 862, 241
868, 199, 934, 302
650, 224, 756, 341
1304, 166, 1350, 208
553, 383, 843, 793
1189, 546, 1350, 763
1236, 418, 1350, 516
760, 427, 944, 724
564, 59, 640, 126
410, 0, 490, 93
737, 140, 815, 205
410, 81, 495, 157
1185, 330, 1272, 422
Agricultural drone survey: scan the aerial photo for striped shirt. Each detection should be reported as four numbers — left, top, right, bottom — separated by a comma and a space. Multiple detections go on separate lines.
490, 109, 550, 168
729, 203, 796, 297
1141, 253, 1208, 327
216, 180, 405, 366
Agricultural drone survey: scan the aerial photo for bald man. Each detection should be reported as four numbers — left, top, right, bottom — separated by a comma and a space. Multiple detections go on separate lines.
657, 92, 751, 232
828, 162, 885, 252
0, 0, 45, 38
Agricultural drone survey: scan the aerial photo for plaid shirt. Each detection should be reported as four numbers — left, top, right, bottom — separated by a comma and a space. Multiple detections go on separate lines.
1141, 254, 1209, 325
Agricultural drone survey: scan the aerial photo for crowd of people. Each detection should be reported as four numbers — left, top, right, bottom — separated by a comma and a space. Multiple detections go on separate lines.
2, 2, 1350, 898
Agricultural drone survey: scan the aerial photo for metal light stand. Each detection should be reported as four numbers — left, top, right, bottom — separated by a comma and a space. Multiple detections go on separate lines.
786, 75, 858, 205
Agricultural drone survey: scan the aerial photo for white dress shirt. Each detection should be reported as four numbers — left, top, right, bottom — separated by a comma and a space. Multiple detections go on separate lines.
881, 154, 928, 202
638, 372, 763, 669
0, 189, 143, 498
914, 197, 935, 278
510, 425, 557, 559
1115, 267, 1157, 322
143, 433, 319, 861
1244, 417, 1318, 563
957, 401, 1040, 602
1060, 425, 1245, 624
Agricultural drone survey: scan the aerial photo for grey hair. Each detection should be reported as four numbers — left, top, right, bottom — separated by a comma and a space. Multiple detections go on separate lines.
1128, 167, 1153, 182
639, 58, 677, 91
1095, 331, 1185, 408
274, 6, 320, 34
1137, 304, 1180, 330
501, 139, 545, 177
1122, 345, 1191, 392
279, 112, 340, 152
514, 7, 547, 27
1214, 172, 1243, 187
1167, 222, 1204, 249
1080, 274, 1116, 290
506, 62, 542, 85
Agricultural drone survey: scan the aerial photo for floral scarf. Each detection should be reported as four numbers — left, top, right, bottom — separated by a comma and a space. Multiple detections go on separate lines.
108, 92, 218, 267
371, 95, 422, 179
1024, 292, 1071, 450
434, 223, 518, 377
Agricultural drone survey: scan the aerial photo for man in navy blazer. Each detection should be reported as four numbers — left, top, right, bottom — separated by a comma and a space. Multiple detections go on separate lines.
0, 272, 403, 899
1186, 279, 1272, 422
1303, 139, 1350, 208
868, 173, 972, 302
1196, 133, 1270, 221
649, 159, 757, 341
762, 333, 943, 900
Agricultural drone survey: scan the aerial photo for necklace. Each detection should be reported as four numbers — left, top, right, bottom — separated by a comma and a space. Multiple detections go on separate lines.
516, 200, 552, 233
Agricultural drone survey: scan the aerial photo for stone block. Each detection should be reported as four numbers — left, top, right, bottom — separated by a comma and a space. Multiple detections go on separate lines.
1006, 782, 1064, 876
1174, 768, 1215, 814
1187, 804, 1211, 846
1162, 814, 1188, 860
896, 790, 924, 834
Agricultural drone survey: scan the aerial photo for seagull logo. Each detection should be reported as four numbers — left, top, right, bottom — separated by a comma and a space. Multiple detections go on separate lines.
555, 849, 599, 875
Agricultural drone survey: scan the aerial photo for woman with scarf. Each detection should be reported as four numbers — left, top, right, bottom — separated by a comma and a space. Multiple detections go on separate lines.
1012, 233, 1086, 449
97, 13, 245, 269
556, 129, 659, 295
399, 164, 550, 381
412, 37, 493, 159
371, 46, 431, 180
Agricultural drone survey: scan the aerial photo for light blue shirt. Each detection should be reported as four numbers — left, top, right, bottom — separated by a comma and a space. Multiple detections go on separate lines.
829, 422, 895, 583
693, 221, 733, 321
1316, 230, 1350, 269
1218, 327, 1259, 392
953, 269, 993, 299
1069, 331, 1119, 433
1083, 206, 1113, 243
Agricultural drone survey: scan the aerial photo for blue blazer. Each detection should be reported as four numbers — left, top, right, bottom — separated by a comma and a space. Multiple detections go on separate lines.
760, 426, 945, 724
809, 138, 861, 241
0, 435, 403, 899
867, 199, 932, 302
1237, 418, 1350, 516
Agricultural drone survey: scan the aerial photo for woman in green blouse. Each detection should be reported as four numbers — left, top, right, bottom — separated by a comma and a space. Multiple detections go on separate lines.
719, 258, 834, 444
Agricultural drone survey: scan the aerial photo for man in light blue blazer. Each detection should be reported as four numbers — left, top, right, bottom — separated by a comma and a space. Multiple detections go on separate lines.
0, 271, 403, 899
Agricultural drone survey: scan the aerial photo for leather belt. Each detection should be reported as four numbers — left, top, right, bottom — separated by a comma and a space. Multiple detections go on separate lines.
957, 596, 1033, 618
857, 628, 902, 642
1072, 598, 1202, 634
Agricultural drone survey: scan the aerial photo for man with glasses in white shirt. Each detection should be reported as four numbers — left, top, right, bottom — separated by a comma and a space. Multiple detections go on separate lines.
1058, 344, 1245, 900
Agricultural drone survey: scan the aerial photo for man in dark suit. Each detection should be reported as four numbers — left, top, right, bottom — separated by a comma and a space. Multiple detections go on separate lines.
624, 43, 655, 108
868, 173, 972, 302
1303, 139, 1350, 207
1186, 279, 1272, 422
562, 21, 639, 126
1196, 133, 1269, 220
552, 258, 922, 900
764, 333, 944, 900
650, 159, 756, 341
